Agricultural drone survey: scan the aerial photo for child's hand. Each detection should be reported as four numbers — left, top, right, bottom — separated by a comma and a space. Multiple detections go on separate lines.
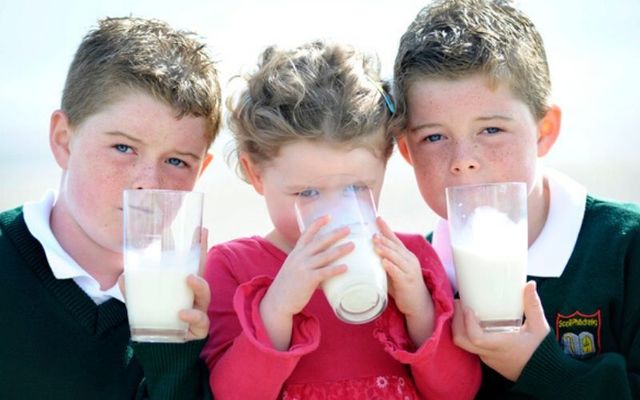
118, 228, 212, 341
452, 281, 550, 381
260, 215, 353, 350
179, 274, 211, 340
373, 217, 434, 346
178, 227, 211, 341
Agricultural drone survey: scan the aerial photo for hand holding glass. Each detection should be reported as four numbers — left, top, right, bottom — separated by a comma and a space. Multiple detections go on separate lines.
295, 176, 387, 324
446, 182, 528, 333
123, 189, 204, 342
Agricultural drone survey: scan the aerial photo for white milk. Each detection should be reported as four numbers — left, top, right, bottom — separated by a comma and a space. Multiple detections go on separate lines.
124, 248, 200, 340
451, 207, 527, 328
322, 230, 387, 323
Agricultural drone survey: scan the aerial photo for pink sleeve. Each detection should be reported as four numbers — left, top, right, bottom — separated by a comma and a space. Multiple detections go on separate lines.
201, 247, 320, 400
374, 236, 481, 399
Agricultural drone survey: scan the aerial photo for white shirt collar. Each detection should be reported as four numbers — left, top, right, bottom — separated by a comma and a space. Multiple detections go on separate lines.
23, 191, 124, 304
432, 169, 587, 291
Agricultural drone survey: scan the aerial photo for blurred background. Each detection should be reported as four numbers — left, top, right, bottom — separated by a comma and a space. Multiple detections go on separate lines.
1, 0, 639, 245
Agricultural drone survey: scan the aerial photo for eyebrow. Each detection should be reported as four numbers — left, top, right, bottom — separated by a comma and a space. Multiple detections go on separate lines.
104, 130, 202, 160
409, 114, 514, 133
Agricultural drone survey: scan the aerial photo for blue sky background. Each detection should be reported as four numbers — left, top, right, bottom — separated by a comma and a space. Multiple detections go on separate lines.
1, 0, 638, 241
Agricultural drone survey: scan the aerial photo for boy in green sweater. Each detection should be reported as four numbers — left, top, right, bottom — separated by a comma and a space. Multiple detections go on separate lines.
392, 0, 640, 398
0, 17, 221, 399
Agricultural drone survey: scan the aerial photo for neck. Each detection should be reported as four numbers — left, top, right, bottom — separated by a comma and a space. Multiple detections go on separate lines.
50, 199, 123, 290
265, 229, 294, 254
527, 174, 550, 247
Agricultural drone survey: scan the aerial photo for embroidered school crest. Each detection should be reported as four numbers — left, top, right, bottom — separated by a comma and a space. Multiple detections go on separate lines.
555, 310, 601, 359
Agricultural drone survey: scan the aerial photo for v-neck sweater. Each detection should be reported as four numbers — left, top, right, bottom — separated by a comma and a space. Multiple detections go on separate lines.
0, 207, 211, 399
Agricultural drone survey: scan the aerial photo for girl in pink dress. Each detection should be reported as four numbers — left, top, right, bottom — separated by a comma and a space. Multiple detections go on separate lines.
202, 40, 481, 399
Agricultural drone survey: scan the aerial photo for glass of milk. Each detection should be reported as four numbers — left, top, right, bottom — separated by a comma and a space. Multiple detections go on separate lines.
446, 182, 528, 333
123, 189, 204, 342
294, 175, 387, 324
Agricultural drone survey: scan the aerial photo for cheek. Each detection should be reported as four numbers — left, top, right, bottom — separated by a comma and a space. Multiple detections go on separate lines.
410, 153, 448, 218
161, 165, 201, 191
64, 156, 127, 249
266, 197, 301, 246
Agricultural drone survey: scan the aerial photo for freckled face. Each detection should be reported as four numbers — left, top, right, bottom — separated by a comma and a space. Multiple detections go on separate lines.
55, 91, 210, 252
400, 74, 541, 219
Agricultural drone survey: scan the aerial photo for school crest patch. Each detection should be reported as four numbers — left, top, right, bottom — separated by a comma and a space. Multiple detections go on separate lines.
555, 310, 601, 359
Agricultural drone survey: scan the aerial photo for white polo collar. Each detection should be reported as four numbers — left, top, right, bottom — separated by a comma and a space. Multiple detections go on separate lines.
432, 169, 587, 291
23, 191, 124, 304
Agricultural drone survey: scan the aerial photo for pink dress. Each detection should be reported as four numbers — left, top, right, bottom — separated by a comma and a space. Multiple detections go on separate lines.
202, 234, 480, 399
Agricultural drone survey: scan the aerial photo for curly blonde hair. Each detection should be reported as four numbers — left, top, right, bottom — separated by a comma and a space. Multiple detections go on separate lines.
228, 40, 394, 179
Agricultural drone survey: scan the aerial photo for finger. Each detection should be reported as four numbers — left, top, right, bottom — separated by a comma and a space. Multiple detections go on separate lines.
118, 273, 126, 299
198, 227, 209, 276
309, 240, 355, 270
452, 300, 475, 352
188, 274, 211, 313
373, 234, 413, 272
306, 224, 351, 255
381, 257, 400, 275
312, 263, 348, 283
298, 215, 332, 245
462, 305, 496, 353
179, 309, 209, 340
522, 281, 549, 332
375, 216, 403, 246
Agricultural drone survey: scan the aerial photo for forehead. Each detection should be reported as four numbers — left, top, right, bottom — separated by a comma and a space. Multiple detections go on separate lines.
406, 74, 534, 124
74, 91, 210, 152
264, 140, 385, 185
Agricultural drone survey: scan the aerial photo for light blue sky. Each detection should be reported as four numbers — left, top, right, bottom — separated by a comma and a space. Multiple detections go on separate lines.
1, 0, 639, 211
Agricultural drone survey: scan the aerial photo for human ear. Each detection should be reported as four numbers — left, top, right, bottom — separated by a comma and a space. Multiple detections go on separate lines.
397, 135, 414, 165
537, 105, 561, 157
49, 110, 73, 170
239, 153, 264, 194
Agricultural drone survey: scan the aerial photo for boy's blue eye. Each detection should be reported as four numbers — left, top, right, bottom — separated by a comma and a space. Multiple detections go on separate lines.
166, 158, 186, 168
423, 134, 443, 143
484, 127, 502, 135
299, 188, 319, 198
114, 144, 133, 153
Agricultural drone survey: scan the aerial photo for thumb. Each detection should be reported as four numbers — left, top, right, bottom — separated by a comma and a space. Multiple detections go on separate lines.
522, 281, 549, 332
198, 227, 209, 276
118, 273, 126, 299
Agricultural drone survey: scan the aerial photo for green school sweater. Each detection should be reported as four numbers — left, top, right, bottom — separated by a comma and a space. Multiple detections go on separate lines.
0, 207, 212, 400
475, 196, 640, 399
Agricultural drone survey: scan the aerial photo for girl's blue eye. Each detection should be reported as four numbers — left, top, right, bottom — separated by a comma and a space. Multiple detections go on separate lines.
424, 134, 443, 143
299, 188, 319, 198
114, 144, 132, 153
484, 127, 502, 135
166, 158, 186, 168
344, 184, 368, 194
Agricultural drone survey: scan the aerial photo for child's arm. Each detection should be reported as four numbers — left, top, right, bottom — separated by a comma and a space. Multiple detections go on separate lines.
373, 231, 482, 399
454, 248, 640, 399
452, 281, 550, 380
201, 245, 317, 400
125, 229, 214, 399
259, 216, 352, 350
201, 219, 353, 400
373, 217, 434, 345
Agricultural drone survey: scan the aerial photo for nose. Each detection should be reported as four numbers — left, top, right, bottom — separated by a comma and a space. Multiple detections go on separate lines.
450, 143, 480, 174
131, 162, 163, 190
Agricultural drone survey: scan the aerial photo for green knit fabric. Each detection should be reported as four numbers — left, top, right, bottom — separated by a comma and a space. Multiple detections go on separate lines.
0, 207, 212, 400
476, 196, 640, 399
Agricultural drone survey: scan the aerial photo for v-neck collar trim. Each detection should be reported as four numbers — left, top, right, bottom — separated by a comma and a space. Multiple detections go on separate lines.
432, 169, 587, 291
3, 209, 128, 336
